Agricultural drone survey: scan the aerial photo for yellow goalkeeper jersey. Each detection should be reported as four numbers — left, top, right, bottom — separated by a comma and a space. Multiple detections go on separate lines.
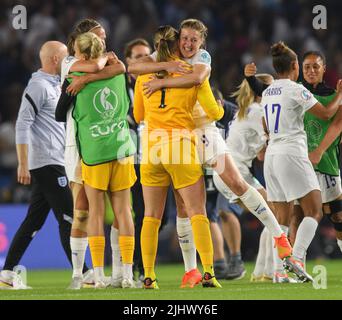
133, 73, 223, 132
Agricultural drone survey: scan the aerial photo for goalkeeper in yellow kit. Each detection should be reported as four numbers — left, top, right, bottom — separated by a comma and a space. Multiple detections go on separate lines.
133, 25, 224, 289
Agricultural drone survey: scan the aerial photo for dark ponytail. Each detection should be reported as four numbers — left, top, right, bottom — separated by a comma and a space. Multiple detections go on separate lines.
270, 41, 297, 74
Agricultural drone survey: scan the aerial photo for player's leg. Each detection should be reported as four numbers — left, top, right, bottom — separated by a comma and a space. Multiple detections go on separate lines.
41, 166, 75, 271
177, 177, 221, 288
131, 163, 145, 284
68, 181, 90, 289
110, 188, 135, 288
318, 173, 342, 253
108, 157, 137, 288
141, 185, 169, 288
294, 190, 322, 262
84, 184, 106, 287
203, 191, 227, 279
250, 227, 267, 281
110, 209, 123, 287
213, 154, 291, 257
218, 201, 246, 280
289, 204, 304, 246
271, 201, 297, 283
327, 194, 342, 253
0, 174, 49, 289
173, 188, 201, 287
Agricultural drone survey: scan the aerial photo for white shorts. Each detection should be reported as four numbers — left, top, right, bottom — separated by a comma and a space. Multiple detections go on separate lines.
213, 162, 263, 203
264, 154, 320, 202
195, 125, 229, 166
316, 172, 342, 203
65, 145, 82, 184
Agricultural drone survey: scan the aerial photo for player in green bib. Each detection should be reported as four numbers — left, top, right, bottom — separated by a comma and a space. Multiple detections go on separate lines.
57, 32, 137, 288
292, 52, 342, 256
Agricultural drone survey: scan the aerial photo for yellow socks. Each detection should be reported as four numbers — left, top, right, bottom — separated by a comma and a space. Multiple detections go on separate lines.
141, 217, 161, 279
191, 214, 214, 275
88, 236, 105, 268
119, 236, 135, 264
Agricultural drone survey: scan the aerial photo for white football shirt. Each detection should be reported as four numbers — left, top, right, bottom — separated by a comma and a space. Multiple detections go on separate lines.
261, 79, 318, 157
226, 102, 266, 167
60, 55, 78, 147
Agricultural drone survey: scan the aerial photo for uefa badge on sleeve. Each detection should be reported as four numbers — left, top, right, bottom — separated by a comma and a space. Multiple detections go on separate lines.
301, 89, 312, 101
57, 176, 68, 187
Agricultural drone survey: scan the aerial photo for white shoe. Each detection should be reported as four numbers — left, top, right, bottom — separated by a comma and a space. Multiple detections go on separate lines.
68, 276, 83, 290
82, 269, 95, 288
273, 272, 298, 283
111, 275, 123, 288
0, 270, 31, 290
135, 274, 144, 288
122, 278, 135, 289
94, 280, 107, 289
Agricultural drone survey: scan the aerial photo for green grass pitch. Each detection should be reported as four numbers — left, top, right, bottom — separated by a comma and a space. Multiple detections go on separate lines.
0, 260, 341, 300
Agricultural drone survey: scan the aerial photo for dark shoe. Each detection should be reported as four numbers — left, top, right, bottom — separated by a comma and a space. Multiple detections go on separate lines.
225, 261, 246, 280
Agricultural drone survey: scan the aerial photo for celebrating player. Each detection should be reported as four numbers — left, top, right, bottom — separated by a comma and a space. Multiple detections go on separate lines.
56, 32, 137, 288
260, 42, 342, 281
134, 25, 224, 289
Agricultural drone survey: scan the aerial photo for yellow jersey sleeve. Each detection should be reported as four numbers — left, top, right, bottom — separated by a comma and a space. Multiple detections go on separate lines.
197, 79, 224, 121
133, 76, 145, 124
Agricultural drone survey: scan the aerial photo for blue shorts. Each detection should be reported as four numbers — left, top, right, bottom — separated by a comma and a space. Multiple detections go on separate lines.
216, 192, 244, 216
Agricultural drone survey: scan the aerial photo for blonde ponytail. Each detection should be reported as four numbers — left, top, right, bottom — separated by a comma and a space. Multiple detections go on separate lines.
231, 74, 273, 120
75, 32, 104, 60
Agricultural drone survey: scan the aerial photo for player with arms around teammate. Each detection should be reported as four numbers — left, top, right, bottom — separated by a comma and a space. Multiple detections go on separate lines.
261, 42, 342, 281
130, 19, 298, 283
58, 19, 127, 289
134, 25, 224, 289
56, 32, 137, 288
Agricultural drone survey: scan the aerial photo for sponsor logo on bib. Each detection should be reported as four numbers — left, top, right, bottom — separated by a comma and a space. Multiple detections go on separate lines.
93, 87, 118, 121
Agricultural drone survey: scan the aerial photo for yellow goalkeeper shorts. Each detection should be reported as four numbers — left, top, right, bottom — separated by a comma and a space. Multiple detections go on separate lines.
82, 156, 137, 192
140, 136, 203, 189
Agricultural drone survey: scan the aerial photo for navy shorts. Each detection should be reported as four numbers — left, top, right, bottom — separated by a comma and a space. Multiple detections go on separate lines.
216, 192, 244, 216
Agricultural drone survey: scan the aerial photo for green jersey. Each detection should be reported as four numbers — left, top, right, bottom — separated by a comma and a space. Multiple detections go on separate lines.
304, 92, 340, 176
72, 73, 136, 165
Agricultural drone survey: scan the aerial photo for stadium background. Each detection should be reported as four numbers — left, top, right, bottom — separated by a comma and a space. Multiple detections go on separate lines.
0, 0, 341, 269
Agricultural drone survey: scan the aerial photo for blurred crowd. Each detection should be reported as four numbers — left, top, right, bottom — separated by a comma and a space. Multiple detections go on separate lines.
0, 0, 341, 260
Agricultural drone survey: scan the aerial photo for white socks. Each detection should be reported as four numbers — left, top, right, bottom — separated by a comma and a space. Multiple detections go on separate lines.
239, 186, 283, 238
94, 267, 105, 282
122, 264, 133, 280
253, 228, 267, 277
337, 239, 342, 253
110, 227, 123, 279
293, 217, 318, 261
70, 237, 88, 278
176, 217, 197, 272
272, 225, 288, 273
264, 230, 274, 277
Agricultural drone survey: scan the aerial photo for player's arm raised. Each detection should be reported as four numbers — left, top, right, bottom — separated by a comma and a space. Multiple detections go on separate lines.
66, 52, 125, 95
128, 55, 190, 76
197, 78, 224, 121
133, 77, 145, 124
309, 106, 342, 165
308, 80, 342, 120
143, 64, 210, 97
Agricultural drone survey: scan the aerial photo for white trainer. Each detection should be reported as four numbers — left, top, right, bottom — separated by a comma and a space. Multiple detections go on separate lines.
121, 278, 135, 289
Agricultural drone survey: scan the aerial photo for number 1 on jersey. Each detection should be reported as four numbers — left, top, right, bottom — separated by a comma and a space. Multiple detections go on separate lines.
264, 104, 281, 133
